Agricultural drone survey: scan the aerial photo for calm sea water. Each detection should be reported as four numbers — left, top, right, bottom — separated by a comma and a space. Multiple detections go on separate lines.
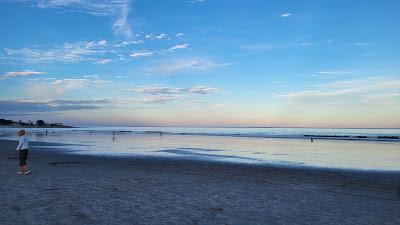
1, 127, 399, 171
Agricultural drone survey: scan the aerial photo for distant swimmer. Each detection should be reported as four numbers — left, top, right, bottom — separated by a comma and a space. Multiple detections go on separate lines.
159, 131, 163, 137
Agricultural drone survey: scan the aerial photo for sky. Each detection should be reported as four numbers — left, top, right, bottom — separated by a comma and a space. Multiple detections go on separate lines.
0, 0, 399, 128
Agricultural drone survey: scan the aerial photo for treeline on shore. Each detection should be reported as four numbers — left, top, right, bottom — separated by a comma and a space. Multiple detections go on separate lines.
0, 118, 72, 128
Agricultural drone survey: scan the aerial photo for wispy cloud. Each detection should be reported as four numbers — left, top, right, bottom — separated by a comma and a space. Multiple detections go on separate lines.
127, 85, 218, 95
115, 40, 143, 47
276, 77, 400, 105
145, 33, 168, 40
130, 50, 154, 58
242, 39, 333, 51
3, 40, 113, 64
112, 0, 133, 38
281, 13, 292, 18
25, 77, 111, 98
168, 44, 189, 51
188, 0, 206, 3
0, 95, 185, 113
0, 99, 106, 112
316, 71, 355, 75
31, 0, 134, 38
94, 59, 113, 64
1, 70, 46, 80
2, 40, 194, 65
347, 42, 374, 46
129, 43, 189, 59
3, 39, 191, 63
145, 58, 231, 75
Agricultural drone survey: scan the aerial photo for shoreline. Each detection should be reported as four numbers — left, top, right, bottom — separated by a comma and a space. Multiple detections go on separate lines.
1, 139, 399, 224
28, 139, 400, 175
2, 138, 400, 174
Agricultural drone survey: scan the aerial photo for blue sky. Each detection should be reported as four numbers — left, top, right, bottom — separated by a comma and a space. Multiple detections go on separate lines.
0, 0, 399, 127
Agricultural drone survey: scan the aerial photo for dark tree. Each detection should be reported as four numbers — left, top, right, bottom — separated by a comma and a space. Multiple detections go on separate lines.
0, 119, 13, 125
36, 120, 45, 126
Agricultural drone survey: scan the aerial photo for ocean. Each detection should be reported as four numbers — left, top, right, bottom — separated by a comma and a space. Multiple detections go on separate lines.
1, 127, 399, 171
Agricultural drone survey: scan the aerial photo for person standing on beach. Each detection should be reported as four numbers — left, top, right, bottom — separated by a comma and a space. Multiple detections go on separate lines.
16, 130, 30, 175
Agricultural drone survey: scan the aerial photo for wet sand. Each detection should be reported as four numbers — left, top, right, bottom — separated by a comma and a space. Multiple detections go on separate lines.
0, 139, 399, 225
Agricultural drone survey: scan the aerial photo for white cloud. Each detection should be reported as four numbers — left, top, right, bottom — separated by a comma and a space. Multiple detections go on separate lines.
1, 70, 46, 80
188, 0, 206, 3
156, 33, 167, 39
3, 40, 113, 63
189, 86, 219, 94
127, 85, 218, 95
86, 40, 107, 47
168, 44, 189, 51
130, 50, 153, 58
347, 42, 374, 46
242, 39, 333, 51
145, 33, 168, 40
276, 77, 400, 105
29, 0, 133, 38
112, 0, 133, 38
175, 33, 184, 37
281, 13, 292, 18
115, 40, 143, 47
316, 71, 355, 75
2, 39, 193, 64
25, 76, 112, 98
0, 96, 181, 113
94, 59, 113, 64
145, 59, 230, 75
139, 95, 181, 104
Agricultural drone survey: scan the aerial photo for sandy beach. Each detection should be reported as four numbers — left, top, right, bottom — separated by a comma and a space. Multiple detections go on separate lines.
0, 139, 399, 225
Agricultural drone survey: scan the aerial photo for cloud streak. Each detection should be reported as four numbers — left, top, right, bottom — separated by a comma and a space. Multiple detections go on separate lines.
145, 58, 231, 75
24, 77, 112, 99
32, 0, 133, 38
277, 77, 400, 105
347, 42, 374, 46
130, 43, 190, 59
3, 40, 191, 63
3, 40, 113, 64
0, 95, 188, 113
1, 70, 46, 80
242, 39, 333, 51
127, 85, 219, 95
316, 71, 355, 75
130, 50, 154, 58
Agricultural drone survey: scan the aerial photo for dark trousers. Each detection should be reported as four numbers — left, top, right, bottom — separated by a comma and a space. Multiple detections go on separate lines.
19, 149, 28, 166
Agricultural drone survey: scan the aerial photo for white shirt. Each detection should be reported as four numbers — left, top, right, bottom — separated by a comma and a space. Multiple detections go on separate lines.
16, 135, 29, 150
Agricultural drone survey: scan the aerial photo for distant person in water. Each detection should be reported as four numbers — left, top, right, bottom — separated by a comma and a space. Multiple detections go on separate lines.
310, 138, 314, 143
16, 130, 30, 175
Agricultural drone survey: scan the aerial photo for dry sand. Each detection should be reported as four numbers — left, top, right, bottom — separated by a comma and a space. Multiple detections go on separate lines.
0, 139, 399, 225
